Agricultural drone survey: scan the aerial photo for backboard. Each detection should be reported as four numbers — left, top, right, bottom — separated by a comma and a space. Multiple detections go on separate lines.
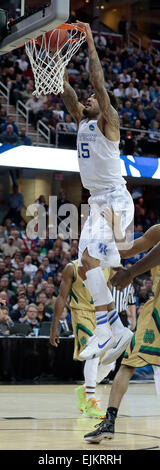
0, 0, 70, 54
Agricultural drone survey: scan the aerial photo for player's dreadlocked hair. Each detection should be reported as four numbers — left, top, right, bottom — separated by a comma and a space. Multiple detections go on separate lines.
107, 91, 119, 112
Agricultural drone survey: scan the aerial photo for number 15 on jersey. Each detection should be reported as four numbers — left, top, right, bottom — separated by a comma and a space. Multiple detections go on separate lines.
78, 143, 90, 159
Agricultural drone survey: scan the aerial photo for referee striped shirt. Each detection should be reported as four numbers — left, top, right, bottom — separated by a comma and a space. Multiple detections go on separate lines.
111, 284, 136, 313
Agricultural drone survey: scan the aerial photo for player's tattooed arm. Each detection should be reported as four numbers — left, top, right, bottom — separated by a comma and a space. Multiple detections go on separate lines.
61, 70, 84, 124
88, 47, 119, 128
76, 21, 119, 129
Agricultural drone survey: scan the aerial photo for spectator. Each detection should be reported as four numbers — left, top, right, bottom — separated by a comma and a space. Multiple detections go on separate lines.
0, 275, 16, 305
94, 34, 107, 49
119, 69, 131, 85
0, 304, 14, 335
0, 259, 6, 278
139, 84, 150, 101
23, 255, 38, 280
3, 255, 15, 278
0, 115, 19, 135
37, 302, 50, 323
145, 277, 154, 297
37, 291, 48, 307
23, 303, 40, 328
145, 100, 157, 122
26, 95, 44, 127
35, 103, 53, 124
11, 230, 24, 250
0, 124, 19, 145
41, 256, 53, 279
120, 100, 136, 123
10, 73, 25, 105
150, 83, 160, 102
58, 306, 73, 337
113, 83, 125, 100
1, 235, 20, 257
45, 284, 57, 311
60, 114, 77, 133
31, 251, 40, 268
125, 82, 139, 100
16, 53, 29, 73
138, 285, 150, 306
149, 120, 160, 141
10, 295, 28, 322
0, 289, 10, 306
67, 62, 80, 76
0, 107, 7, 127
7, 184, 24, 224
18, 127, 32, 146
10, 269, 25, 294
52, 103, 65, 121
11, 251, 22, 269
21, 82, 34, 103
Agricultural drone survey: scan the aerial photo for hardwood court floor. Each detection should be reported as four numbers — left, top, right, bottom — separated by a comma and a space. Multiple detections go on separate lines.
0, 383, 160, 451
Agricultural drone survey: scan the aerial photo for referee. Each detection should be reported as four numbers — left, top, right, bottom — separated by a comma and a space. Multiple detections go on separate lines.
112, 283, 136, 331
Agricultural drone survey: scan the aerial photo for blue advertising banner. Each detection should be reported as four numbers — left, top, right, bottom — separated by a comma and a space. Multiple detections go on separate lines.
0, 143, 159, 179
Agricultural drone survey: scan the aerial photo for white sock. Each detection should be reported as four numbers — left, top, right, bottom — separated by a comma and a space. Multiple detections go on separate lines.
96, 310, 108, 327
85, 388, 96, 401
107, 309, 125, 338
84, 357, 99, 399
95, 311, 112, 339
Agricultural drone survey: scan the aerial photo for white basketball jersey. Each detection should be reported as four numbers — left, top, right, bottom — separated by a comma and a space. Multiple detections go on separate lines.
77, 119, 125, 194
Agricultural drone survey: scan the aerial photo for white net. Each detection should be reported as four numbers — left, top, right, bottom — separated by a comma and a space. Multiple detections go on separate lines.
25, 25, 86, 96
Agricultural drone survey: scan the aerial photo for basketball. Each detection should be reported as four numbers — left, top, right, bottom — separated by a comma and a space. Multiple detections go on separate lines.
37, 28, 68, 52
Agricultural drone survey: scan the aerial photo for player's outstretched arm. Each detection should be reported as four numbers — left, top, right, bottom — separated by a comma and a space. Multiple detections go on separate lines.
50, 263, 74, 347
111, 240, 160, 290
61, 69, 84, 125
120, 224, 160, 259
76, 21, 119, 131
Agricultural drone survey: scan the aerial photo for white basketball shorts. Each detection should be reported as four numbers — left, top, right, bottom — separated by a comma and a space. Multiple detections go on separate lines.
78, 184, 134, 268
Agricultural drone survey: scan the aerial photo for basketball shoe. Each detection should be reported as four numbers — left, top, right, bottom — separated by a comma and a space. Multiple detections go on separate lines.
75, 385, 87, 413
83, 398, 105, 419
84, 415, 115, 442
79, 325, 115, 361
100, 328, 133, 365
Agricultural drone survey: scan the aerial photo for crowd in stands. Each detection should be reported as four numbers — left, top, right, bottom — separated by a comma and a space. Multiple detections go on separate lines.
0, 180, 159, 337
0, 31, 160, 152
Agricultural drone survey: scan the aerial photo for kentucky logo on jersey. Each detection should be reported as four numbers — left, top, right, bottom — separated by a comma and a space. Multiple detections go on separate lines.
98, 243, 108, 255
89, 124, 95, 131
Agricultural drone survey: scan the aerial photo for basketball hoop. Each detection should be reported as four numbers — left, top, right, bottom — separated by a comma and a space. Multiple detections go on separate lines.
25, 24, 86, 96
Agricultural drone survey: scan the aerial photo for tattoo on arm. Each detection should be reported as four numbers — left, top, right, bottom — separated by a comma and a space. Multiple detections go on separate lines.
89, 47, 105, 88
89, 47, 119, 128
61, 82, 81, 122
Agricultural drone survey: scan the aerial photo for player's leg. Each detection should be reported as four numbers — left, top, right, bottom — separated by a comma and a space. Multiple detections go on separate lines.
83, 357, 105, 418
74, 309, 104, 417
84, 364, 135, 442
79, 248, 132, 360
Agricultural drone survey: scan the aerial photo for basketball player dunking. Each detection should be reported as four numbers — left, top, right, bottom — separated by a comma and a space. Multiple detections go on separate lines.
60, 21, 134, 361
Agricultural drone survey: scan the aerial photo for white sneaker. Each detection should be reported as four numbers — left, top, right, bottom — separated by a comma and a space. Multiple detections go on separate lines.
79, 326, 116, 361
100, 327, 133, 365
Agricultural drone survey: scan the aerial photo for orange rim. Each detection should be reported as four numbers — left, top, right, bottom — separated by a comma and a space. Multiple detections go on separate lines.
21, 23, 85, 48
55, 23, 86, 34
